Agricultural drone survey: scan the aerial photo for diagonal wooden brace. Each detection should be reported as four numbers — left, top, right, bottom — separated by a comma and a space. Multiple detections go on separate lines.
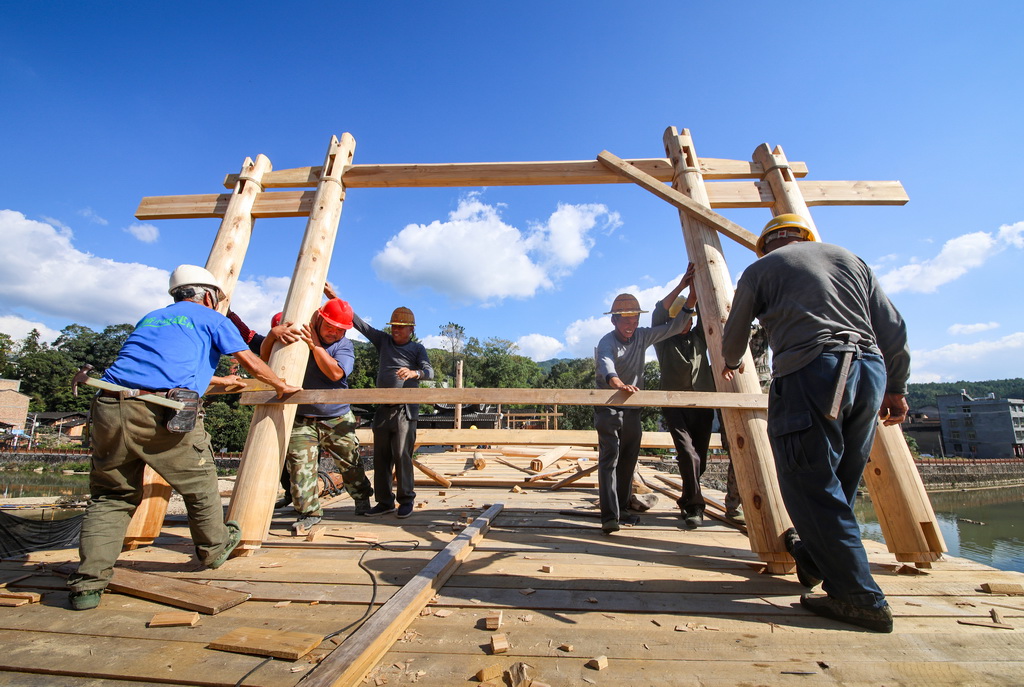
597, 150, 759, 251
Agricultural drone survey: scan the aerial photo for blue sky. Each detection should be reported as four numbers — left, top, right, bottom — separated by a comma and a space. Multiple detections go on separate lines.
2, 2, 1022, 385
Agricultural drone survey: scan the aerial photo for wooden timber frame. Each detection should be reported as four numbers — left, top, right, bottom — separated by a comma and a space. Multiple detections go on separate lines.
132, 127, 945, 572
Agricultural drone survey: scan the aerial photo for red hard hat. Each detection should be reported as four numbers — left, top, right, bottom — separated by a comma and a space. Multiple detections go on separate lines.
318, 299, 354, 329
270, 312, 283, 328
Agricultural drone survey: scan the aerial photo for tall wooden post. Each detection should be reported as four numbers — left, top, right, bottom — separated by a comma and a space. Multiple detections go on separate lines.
453, 360, 464, 451
227, 134, 356, 551
123, 154, 273, 547
752, 143, 944, 565
663, 127, 793, 572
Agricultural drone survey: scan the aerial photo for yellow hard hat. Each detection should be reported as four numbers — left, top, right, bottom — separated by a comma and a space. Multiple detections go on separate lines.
668, 296, 696, 319
755, 213, 819, 257
605, 293, 647, 315
387, 306, 415, 326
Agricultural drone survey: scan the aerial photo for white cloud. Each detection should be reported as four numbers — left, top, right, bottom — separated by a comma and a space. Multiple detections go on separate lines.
126, 222, 160, 243
371, 195, 617, 304
0, 210, 168, 326
910, 332, 1024, 383
948, 322, 999, 336
78, 207, 109, 226
563, 316, 610, 358
0, 314, 61, 344
515, 333, 564, 361
878, 221, 1024, 294
419, 334, 447, 350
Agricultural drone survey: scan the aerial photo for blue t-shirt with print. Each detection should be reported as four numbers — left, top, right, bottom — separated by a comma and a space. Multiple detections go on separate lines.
103, 301, 247, 393
297, 336, 354, 418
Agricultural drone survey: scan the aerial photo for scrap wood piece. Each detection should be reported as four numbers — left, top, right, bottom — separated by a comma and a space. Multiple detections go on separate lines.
981, 582, 1024, 595
529, 445, 574, 472
412, 459, 452, 488
526, 465, 579, 483
485, 610, 503, 630
0, 597, 30, 607
300, 503, 504, 687
476, 664, 502, 682
207, 626, 323, 660
0, 574, 32, 588
597, 149, 758, 250
957, 619, 1016, 630
108, 567, 250, 615
490, 633, 509, 654
0, 591, 42, 603
493, 456, 538, 475
586, 655, 609, 670
148, 611, 201, 627
506, 660, 531, 687
549, 464, 598, 490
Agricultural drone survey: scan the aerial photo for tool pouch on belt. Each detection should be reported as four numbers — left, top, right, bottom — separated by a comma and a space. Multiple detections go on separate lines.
165, 388, 201, 433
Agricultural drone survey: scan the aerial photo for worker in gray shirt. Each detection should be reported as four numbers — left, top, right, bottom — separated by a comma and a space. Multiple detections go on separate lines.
721, 213, 909, 633
351, 306, 434, 519
595, 286, 694, 534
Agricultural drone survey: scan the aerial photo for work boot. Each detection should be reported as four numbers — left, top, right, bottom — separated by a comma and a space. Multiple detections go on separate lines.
783, 527, 822, 589
680, 507, 704, 530
396, 503, 414, 519
69, 589, 103, 611
353, 499, 372, 516
209, 521, 242, 569
725, 509, 746, 526
800, 594, 894, 633
292, 514, 322, 534
601, 520, 620, 535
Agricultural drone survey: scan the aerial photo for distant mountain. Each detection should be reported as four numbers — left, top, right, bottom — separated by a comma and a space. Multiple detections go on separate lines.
535, 357, 583, 374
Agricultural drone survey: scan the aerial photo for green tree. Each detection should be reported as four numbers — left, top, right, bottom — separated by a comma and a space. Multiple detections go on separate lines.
203, 400, 254, 452
54, 323, 134, 373
438, 322, 465, 386
469, 337, 542, 390
541, 357, 596, 430
14, 330, 89, 412
0, 332, 17, 378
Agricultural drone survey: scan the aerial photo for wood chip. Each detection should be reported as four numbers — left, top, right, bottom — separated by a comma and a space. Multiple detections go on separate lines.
419, 608, 433, 617
0, 591, 41, 603
433, 609, 453, 618
586, 655, 608, 670
559, 643, 574, 652
519, 588, 536, 596
485, 610, 503, 630
540, 565, 554, 573
586, 597, 598, 604
991, 608, 1006, 624
957, 619, 1016, 630
506, 661, 531, 687
259, 562, 282, 568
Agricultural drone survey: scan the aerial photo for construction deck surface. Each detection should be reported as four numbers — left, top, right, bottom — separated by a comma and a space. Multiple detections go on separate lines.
2, 451, 1023, 686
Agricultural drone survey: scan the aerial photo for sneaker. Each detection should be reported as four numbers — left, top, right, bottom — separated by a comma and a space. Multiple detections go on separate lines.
353, 499, 372, 516
601, 520, 620, 535
209, 520, 242, 569
292, 514, 322, 534
783, 527, 822, 589
800, 593, 893, 633
396, 503, 414, 519
69, 589, 102, 611
364, 503, 396, 517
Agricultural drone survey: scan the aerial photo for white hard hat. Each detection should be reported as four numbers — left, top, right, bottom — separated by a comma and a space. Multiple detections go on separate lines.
168, 265, 225, 302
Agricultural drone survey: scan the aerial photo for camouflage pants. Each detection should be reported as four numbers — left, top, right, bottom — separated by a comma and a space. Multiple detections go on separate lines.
286, 413, 372, 516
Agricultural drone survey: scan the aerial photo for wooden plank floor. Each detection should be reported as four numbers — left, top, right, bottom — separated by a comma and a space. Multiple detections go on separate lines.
2, 452, 1023, 686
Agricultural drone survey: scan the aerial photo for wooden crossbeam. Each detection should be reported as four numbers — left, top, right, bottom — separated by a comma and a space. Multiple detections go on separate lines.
355, 428, 722, 450
597, 150, 759, 250
239, 387, 768, 410
302, 503, 504, 687
220, 157, 810, 190
137, 179, 906, 220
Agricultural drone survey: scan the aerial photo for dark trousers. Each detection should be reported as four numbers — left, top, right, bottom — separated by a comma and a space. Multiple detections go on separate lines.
372, 405, 417, 507
769, 352, 887, 610
663, 406, 714, 512
595, 406, 642, 525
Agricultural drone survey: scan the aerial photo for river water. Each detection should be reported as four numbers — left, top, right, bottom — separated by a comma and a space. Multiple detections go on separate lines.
857, 485, 1024, 574
2, 471, 1022, 573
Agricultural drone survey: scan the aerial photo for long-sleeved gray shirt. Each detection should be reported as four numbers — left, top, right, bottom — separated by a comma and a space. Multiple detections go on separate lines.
595, 306, 695, 391
721, 242, 910, 394
352, 312, 434, 420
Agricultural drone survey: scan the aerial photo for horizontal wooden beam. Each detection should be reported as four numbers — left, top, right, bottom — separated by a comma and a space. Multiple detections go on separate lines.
239, 387, 768, 409
221, 157, 811, 189
355, 427, 724, 450
137, 178, 907, 220
597, 150, 759, 251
